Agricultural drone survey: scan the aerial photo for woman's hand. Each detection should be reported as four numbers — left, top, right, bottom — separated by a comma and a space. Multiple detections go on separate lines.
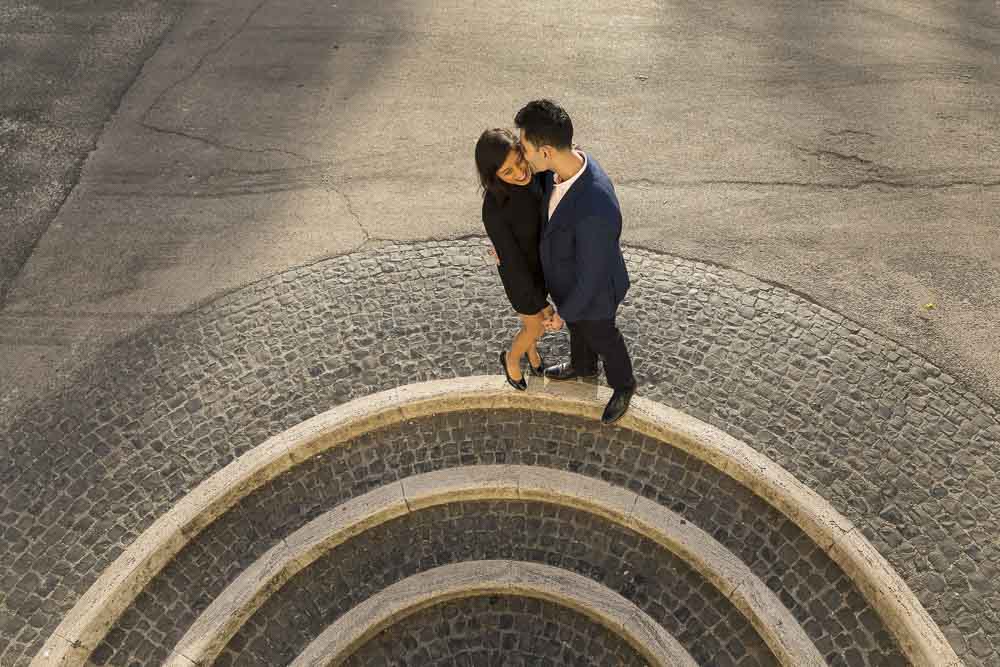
544, 312, 564, 332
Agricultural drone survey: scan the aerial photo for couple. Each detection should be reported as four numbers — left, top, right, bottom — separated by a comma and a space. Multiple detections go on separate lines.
475, 99, 635, 425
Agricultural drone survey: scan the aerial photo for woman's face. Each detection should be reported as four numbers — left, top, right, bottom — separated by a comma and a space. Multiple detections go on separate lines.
495, 146, 532, 186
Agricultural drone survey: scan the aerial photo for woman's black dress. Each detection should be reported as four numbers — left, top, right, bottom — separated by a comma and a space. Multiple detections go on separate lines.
482, 177, 548, 315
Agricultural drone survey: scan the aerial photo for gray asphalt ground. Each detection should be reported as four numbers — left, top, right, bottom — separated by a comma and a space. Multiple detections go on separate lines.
0, 0, 997, 416
1, 3, 999, 663
0, 0, 182, 305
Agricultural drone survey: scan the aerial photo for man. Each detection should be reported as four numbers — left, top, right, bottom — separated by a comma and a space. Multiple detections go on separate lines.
514, 99, 636, 424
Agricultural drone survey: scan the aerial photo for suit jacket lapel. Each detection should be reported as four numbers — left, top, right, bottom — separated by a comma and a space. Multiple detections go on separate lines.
543, 162, 590, 238
541, 172, 554, 227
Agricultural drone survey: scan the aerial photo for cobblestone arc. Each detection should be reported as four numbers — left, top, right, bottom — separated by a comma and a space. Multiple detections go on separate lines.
165, 467, 819, 667
337, 594, 648, 667
216, 500, 775, 667
287, 560, 696, 667
93, 406, 902, 667
1, 239, 997, 666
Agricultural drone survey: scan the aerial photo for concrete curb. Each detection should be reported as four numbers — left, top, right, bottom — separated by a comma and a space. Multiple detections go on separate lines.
285, 560, 698, 667
32, 375, 961, 667
165, 465, 823, 667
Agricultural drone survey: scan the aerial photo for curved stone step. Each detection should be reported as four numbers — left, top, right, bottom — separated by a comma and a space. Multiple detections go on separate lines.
35, 377, 956, 667
104, 406, 895, 666
215, 498, 776, 667
336, 593, 649, 667
164, 466, 824, 667
286, 560, 696, 667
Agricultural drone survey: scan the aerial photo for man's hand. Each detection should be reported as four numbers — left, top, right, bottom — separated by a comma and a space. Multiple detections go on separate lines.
544, 312, 564, 332
487, 246, 500, 266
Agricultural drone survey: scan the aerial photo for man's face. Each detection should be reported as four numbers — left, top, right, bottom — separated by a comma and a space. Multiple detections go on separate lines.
517, 131, 548, 173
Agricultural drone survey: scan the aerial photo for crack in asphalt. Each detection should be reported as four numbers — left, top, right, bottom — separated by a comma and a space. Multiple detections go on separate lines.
328, 183, 377, 250
138, 0, 318, 166
138, 122, 316, 163
796, 146, 875, 166
618, 177, 1000, 191
142, 0, 268, 127
827, 129, 876, 139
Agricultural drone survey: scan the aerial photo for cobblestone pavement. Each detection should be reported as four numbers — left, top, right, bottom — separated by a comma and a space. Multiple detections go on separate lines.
1, 239, 998, 665
337, 594, 647, 667
220, 501, 771, 667
97, 409, 899, 666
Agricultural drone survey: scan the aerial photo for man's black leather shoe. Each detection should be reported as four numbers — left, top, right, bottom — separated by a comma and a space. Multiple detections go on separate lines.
601, 386, 635, 425
543, 362, 598, 381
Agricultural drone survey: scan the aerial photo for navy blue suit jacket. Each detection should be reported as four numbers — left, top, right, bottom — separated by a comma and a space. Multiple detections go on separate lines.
539, 154, 630, 322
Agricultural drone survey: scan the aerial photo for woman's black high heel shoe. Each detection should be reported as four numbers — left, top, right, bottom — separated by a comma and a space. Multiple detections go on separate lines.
500, 350, 527, 391
528, 354, 545, 377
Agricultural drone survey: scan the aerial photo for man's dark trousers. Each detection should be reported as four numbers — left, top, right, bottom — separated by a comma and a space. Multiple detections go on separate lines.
567, 318, 635, 390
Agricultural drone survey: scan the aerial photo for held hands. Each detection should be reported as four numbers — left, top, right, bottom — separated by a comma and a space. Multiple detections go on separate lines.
543, 311, 564, 332
541, 304, 562, 332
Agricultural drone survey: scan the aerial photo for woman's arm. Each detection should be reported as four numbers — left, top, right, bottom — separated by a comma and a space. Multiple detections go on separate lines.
484, 207, 533, 275
483, 204, 546, 310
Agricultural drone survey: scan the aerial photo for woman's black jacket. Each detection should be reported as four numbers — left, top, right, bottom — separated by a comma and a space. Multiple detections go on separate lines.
482, 177, 548, 315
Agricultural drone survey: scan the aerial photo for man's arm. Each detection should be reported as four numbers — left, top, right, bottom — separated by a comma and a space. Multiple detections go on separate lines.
556, 215, 617, 321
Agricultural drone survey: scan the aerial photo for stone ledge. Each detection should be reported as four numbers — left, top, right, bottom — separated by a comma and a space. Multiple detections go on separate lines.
286, 560, 697, 667
33, 376, 959, 667
169, 465, 822, 667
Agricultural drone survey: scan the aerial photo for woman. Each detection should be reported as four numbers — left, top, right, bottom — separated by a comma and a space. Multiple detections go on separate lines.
475, 128, 552, 391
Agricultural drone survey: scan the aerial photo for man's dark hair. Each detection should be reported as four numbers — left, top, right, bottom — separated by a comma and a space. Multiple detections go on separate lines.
514, 99, 573, 150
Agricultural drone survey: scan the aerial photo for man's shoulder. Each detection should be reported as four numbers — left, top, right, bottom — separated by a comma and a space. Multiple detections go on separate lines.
583, 153, 612, 181
578, 159, 620, 215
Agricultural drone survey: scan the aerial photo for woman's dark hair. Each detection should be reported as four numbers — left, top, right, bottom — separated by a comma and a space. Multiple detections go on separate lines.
475, 127, 518, 204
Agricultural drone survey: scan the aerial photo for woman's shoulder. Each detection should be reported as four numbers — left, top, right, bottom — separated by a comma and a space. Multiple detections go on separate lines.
511, 184, 543, 222
483, 181, 540, 222
510, 179, 543, 207
482, 189, 505, 213
482, 190, 513, 227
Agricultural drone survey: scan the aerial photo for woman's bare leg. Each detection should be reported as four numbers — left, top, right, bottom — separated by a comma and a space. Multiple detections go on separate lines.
507, 311, 546, 380
527, 305, 554, 367
527, 343, 542, 369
